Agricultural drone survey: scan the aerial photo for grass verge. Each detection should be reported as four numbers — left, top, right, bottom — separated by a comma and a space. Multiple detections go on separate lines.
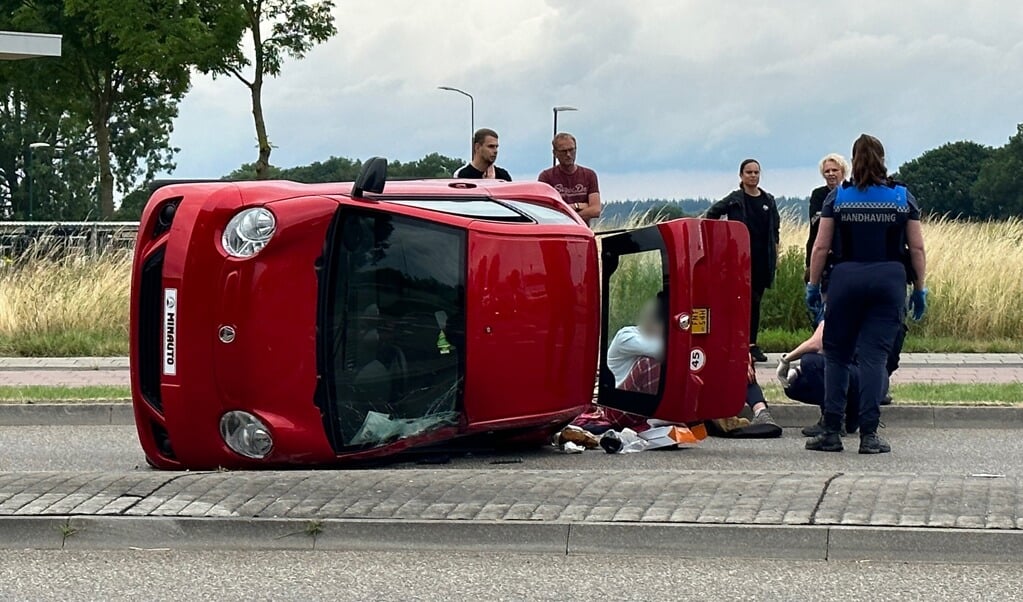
0, 385, 130, 403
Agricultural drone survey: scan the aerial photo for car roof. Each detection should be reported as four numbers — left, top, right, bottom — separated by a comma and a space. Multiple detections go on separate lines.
153, 178, 559, 201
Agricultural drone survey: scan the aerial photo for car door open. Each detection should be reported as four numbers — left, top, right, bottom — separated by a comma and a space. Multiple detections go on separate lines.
598, 218, 751, 424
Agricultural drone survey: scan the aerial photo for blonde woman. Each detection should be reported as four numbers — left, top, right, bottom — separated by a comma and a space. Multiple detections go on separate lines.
805, 153, 849, 280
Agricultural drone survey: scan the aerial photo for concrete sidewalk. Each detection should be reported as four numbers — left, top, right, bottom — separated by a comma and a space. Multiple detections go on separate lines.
0, 354, 1022, 386
2, 469, 1023, 563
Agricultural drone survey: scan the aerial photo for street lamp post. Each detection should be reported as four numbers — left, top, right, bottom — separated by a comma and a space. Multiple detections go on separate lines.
27, 142, 50, 220
437, 86, 474, 156
552, 106, 578, 166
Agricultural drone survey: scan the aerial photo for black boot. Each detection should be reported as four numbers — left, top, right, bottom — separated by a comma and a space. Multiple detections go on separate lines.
859, 432, 891, 454
805, 413, 843, 452
805, 430, 843, 452
801, 415, 826, 437
803, 415, 852, 437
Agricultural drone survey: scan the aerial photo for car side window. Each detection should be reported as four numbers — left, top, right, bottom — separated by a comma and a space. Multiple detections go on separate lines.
329, 211, 466, 448
605, 250, 667, 395
598, 226, 670, 418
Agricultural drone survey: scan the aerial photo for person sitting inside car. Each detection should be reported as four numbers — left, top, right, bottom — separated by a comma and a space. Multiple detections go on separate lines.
607, 296, 665, 388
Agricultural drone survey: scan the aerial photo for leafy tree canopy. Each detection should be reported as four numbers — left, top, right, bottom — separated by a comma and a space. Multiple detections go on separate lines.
896, 141, 993, 218
206, 0, 338, 180
971, 124, 1023, 220
1, 0, 245, 219
223, 152, 464, 183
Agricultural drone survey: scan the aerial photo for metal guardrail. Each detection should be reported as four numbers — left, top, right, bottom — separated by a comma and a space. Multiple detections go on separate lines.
0, 221, 140, 257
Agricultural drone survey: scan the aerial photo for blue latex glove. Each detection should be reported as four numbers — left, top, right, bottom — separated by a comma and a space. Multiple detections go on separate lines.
805, 302, 826, 328
908, 288, 928, 321
805, 283, 823, 321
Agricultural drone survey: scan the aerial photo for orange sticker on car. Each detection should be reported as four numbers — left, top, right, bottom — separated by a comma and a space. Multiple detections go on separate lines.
691, 308, 709, 334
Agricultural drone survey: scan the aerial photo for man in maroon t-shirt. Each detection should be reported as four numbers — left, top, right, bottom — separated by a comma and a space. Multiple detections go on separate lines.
538, 132, 602, 227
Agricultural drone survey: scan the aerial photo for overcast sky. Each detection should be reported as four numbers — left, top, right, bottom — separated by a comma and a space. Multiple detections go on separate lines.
165, 0, 1023, 201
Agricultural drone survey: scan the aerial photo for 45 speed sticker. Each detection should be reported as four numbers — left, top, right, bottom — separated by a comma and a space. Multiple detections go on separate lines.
163, 288, 178, 376
689, 348, 706, 373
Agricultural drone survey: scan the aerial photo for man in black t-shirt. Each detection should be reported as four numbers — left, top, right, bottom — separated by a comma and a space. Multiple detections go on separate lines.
453, 128, 512, 181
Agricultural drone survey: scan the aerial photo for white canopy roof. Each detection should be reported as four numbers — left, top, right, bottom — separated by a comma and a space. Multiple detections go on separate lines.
0, 31, 61, 60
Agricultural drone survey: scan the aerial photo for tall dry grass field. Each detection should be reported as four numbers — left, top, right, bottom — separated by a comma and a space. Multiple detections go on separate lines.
0, 246, 131, 356
778, 216, 1023, 341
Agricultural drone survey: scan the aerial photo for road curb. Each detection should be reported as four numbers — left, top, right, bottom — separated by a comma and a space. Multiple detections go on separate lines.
0, 403, 132, 426
568, 522, 827, 560
0, 358, 129, 371
826, 525, 1023, 564
3, 516, 1022, 563
768, 404, 1023, 429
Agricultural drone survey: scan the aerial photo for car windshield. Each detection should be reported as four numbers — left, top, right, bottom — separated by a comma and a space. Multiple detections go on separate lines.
320, 208, 465, 450
387, 199, 529, 221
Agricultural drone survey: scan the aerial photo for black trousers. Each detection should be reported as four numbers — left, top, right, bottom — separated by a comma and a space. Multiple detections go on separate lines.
750, 285, 765, 345
822, 262, 906, 434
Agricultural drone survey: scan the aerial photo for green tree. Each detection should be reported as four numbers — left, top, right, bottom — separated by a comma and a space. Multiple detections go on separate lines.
4, 0, 244, 219
972, 124, 1023, 219
112, 185, 151, 221
390, 153, 464, 179
896, 141, 993, 218
279, 156, 359, 182
0, 5, 98, 220
209, 0, 337, 180
222, 153, 463, 184
0, 58, 55, 219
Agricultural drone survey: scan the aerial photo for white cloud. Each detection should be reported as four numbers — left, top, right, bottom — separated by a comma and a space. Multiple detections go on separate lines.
167, 0, 1023, 194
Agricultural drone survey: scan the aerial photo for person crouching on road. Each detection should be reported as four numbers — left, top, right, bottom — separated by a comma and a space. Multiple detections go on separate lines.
778, 319, 906, 436
805, 134, 928, 455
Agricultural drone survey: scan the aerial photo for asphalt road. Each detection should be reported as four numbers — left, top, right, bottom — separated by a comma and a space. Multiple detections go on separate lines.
2, 424, 1022, 476
2, 549, 1023, 601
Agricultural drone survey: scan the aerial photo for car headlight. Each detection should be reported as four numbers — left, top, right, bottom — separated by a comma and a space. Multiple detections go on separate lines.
219, 410, 273, 459
222, 208, 276, 258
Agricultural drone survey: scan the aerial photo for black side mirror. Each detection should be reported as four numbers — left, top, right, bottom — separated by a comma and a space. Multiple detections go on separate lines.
353, 157, 388, 197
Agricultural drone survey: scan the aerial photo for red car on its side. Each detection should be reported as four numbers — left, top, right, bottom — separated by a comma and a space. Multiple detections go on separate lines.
130, 158, 751, 469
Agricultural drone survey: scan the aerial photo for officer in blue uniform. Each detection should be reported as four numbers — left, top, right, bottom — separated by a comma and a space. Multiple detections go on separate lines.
804, 134, 928, 454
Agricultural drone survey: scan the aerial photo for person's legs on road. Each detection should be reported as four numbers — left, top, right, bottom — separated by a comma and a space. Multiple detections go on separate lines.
807, 264, 864, 452
855, 262, 906, 454
749, 286, 767, 362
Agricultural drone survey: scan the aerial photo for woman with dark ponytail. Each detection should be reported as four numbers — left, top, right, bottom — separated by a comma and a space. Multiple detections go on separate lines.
705, 159, 780, 365
804, 134, 928, 455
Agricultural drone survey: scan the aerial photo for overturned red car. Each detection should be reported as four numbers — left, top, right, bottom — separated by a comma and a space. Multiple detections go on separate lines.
130, 158, 752, 469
